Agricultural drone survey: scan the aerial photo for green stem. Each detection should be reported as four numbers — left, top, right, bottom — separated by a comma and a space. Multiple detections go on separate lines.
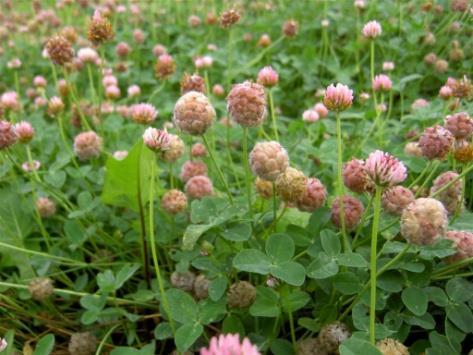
369, 185, 382, 344
272, 182, 277, 231
268, 90, 279, 141
149, 160, 175, 335
137, 144, 151, 287
242, 128, 253, 220
202, 134, 234, 204
415, 160, 440, 197
336, 112, 349, 252
431, 163, 473, 198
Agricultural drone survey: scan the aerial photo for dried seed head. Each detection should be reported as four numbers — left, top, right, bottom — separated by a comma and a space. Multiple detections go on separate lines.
161, 134, 184, 162
155, 53, 176, 79
430, 171, 463, 214
297, 177, 327, 212
318, 322, 351, 354
331, 195, 364, 230
418, 125, 454, 160
445, 112, 473, 138
445, 231, 473, 263
343, 159, 373, 193
87, 10, 114, 45
193, 274, 210, 300
173, 91, 216, 135
275, 167, 307, 203
255, 177, 273, 199
219, 9, 240, 28
191, 142, 207, 158
36, 197, 56, 218
47, 96, 65, 116
282, 19, 298, 37
0, 120, 17, 149
45, 35, 73, 66
227, 281, 256, 308
28, 277, 54, 301
382, 186, 415, 215
404, 142, 423, 157
297, 337, 327, 355
185, 175, 213, 199
161, 189, 188, 214
453, 140, 473, 163
227, 81, 267, 127
181, 73, 206, 94
180, 160, 208, 183
400, 198, 448, 245
376, 338, 409, 355
170, 271, 195, 292
68, 332, 97, 355
249, 141, 289, 181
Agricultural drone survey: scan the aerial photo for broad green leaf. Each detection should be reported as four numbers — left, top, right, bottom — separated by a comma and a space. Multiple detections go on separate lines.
101, 140, 153, 211
233, 249, 271, 275
307, 252, 339, 279
446, 303, 473, 333
266, 233, 295, 262
165, 289, 199, 324
175, 323, 203, 352
221, 222, 252, 242
44, 170, 66, 188
424, 287, 448, 307
63, 220, 86, 250
402, 287, 428, 316
270, 339, 295, 355
33, 334, 55, 355
115, 263, 140, 290
321, 230, 341, 257
446, 277, 473, 303
250, 286, 280, 317
271, 261, 306, 286
199, 298, 226, 325
336, 253, 368, 268
332, 272, 363, 295
208, 276, 227, 301
154, 323, 172, 340
97, 270, 116, 293
182, 224, 213, 250
222, 315, 245, 336
281, 290, 310, 314
340, 338, 382, 355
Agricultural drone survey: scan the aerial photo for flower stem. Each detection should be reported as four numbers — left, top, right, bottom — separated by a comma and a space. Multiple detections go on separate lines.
336, 112, 350, 252
242, 127, 253, 220
369, 185, 382, 344
268, 90, 279, 141
272, 182, 277, 231
149, 160, 176, 335
202, 134, 234, 204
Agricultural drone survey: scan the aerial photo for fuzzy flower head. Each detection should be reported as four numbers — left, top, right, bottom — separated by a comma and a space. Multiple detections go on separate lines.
314, 103, 329, 118
362, 20, 382, 39
77, 47, 99, 64
22, 160, 41, 172
155, 53, 176, 79
430, 171, 463, 215
180, 160, 208, 182
161, 134, 184, 162
173, 91, 216, 135
219, 9, 241, 28
372, 74, 392, 92
127, 85, 141, 98
142, 128, 171, 152
331, 195, 364, 231
343, 159, 373, 194
275, 167, 307, 203
191, 143, 207, 158
444, 112, 473, 139
45, 35, 74, 66
382, 61, 395, 71
201, 333, 260, 355
161, 189, 188, 214
282, 19, 299, 37
445, 231, 473, 263
181, 73, 206, 94
323, 83, 353, 112
439, 85, 453, 99
74, 131, 102, 160
185, 175, 213, 199
1, 91, 20, 111
33, 75, 47, 88
296, 177, 327, 212
129, 103, 158, 124
227, 81, 267, 127
364, 150, 407, 187
400, 198, 448, 245
0, 338, 7, 352
0, 120, 17, 149
382, 186, 415, 215
14, 121, 35, 143
249, 141, 289, 181
419, 125, 454, 160
36, 197, 56, 218
257, 66, 279, 87
303, 109, 320, 123
88, 10, 114, 45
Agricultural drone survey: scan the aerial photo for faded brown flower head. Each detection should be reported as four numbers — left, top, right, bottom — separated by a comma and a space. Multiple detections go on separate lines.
181, 73, 206, 94
161, 189, 188, 214
87, 10, 114, 45
445, 231, 473, 263
161, 134, 184, 163
282, 19, 298, 37
318, 322, 351, 355
430, 171, 463, 214
45, 35, 73, 66
249, 141, 289, 181
452, 76, 473, 100
68, 332, 97, 355
227, 81, 267, 127
275, 167, 307, 203
255, 177, 273, 199
331, 195, 364, 231
220, 9, 240, 28
173, 91, 216, 135
193, 274, 210, 300
382, 186, 415, 215
376, 338, 409, 355
227, 281, 256, 308
453, 140, 473, 163
297, 177, 327, 212
28, 277, 54, 301
418, 125, 454, 160
170, 271, 196, 292
400, 198, 448, 245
